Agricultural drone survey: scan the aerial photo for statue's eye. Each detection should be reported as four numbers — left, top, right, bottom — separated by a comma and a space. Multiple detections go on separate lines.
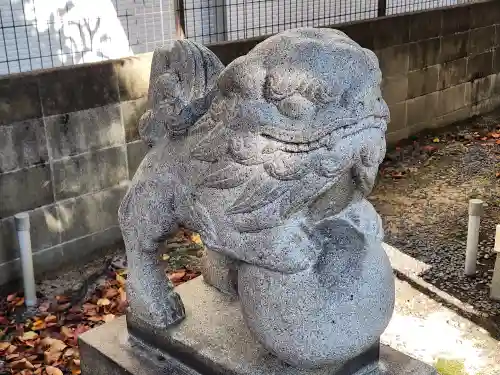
276, 94, 315, 120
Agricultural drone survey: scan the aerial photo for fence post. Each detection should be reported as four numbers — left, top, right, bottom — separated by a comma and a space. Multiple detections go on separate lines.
175, 0, 186, 39
377, 0, 387, 17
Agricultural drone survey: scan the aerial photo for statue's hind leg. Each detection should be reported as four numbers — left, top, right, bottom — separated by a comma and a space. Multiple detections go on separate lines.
118, 172, 185, 328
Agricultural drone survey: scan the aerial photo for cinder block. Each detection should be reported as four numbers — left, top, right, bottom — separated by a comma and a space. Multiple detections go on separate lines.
467, 51, 494, 80
470, 1, 499, 29
387, 102, 407, 133
438, 58, 467, 90
45, 104, 124, 160
437, 83, 468, 116
407, 121, 436, 137
386, 128, 409, 146
61, 226, 122, 268
339, 22, 374, 50
96, 184, 129, 232
58, 193, 102, 242
409, 11, 442, 42
57, 183, 127, 257
0, 244, 66, 286
382, 76, 408, 105
434, 106, 472, 128
439, 32, 468, 63
376, 45, 409, 78
0, 165, 53, 218
38, 62, 119, 116
468, 26, 496, 56
470, 74, 496, 104
0, 75, 42, 125
472, 97, 500, 116
370, 16, 410, 50
493, 73, 500, 96
493, 49, 500, 73
0, 226, 122, 286
406, 92, 439, 126
0, 118, 48, 173
409, 38, 440, 71
52, 146, 128, 200
407, 65, 440, 99
127, 140, 149, 178
442, 6, 470, 35
121, 98, 148, 143
0, 217, 17, 264
29, 204, 62, 252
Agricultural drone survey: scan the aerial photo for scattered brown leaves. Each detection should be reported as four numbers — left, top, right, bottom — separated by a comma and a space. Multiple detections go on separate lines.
168, 269, 200, 286
0, 229, 203, 375
0, 273, 129, 375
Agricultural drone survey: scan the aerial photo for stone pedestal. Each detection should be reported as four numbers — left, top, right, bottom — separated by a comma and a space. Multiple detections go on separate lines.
80, 277, 438, 375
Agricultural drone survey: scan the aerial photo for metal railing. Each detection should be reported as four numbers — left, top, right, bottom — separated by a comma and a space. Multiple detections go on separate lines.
176, 0, 471, 44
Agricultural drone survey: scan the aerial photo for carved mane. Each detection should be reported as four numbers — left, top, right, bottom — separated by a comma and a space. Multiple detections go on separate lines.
188, 29, 388, 226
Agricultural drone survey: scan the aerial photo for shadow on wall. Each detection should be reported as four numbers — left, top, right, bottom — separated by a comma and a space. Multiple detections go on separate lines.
1, 0, 133, 75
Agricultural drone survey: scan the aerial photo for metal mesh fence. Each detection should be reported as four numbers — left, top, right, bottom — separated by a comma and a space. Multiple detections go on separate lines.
0, 0, 476, 76
0, 0, 178, 76
178, 0, 474, 44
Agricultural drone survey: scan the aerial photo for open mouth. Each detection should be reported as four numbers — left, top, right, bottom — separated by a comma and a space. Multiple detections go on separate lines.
260, 115, 387, 153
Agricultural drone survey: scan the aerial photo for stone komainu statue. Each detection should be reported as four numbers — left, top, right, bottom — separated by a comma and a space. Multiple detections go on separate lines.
118, 28, 395, 370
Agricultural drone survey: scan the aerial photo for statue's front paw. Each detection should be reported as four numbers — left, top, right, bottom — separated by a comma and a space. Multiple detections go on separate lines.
127, 282, 185, 329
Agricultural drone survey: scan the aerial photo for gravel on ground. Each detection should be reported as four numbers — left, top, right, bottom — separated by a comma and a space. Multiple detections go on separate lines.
371, 110, 500, 334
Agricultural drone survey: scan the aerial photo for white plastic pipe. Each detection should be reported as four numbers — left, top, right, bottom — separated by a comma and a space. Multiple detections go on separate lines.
490, 225, 500, 300
14, 213, 37, 307
464, 199, 484, 276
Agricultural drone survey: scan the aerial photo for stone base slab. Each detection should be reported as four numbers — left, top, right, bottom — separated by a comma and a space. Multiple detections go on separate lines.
80, 277, 438, 375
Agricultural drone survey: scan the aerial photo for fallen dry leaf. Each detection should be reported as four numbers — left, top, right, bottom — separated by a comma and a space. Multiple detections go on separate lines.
10, 358, 35, 370
49, 339, 67, 353
6, 353, 20, 361
38, 302, 51, 313
44, 315, 57, 323
103, 288, 119, 299
60, 326, 73, 339
19, 331, 39, 341
45, 366, 64, 375
116, 274, 126, 286
97, 298, 111, 307
56, 303, 71, 312
44, 349, 62, 365
169, 270, 187, 283
119, 288, 126, 302
32, 319, 46, 331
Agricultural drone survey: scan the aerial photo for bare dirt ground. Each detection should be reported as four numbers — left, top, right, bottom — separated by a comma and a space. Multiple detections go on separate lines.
371, 109, 500, 336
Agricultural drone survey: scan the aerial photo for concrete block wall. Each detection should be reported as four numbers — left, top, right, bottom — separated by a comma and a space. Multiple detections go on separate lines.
0, 54, 151, 285
337, 1, 500, 143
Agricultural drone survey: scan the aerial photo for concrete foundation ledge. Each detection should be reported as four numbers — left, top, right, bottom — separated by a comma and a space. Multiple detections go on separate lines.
80, 277, 438, 375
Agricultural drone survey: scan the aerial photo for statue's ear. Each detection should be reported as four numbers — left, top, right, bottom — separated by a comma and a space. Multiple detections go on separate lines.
138, 40, 224, 147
